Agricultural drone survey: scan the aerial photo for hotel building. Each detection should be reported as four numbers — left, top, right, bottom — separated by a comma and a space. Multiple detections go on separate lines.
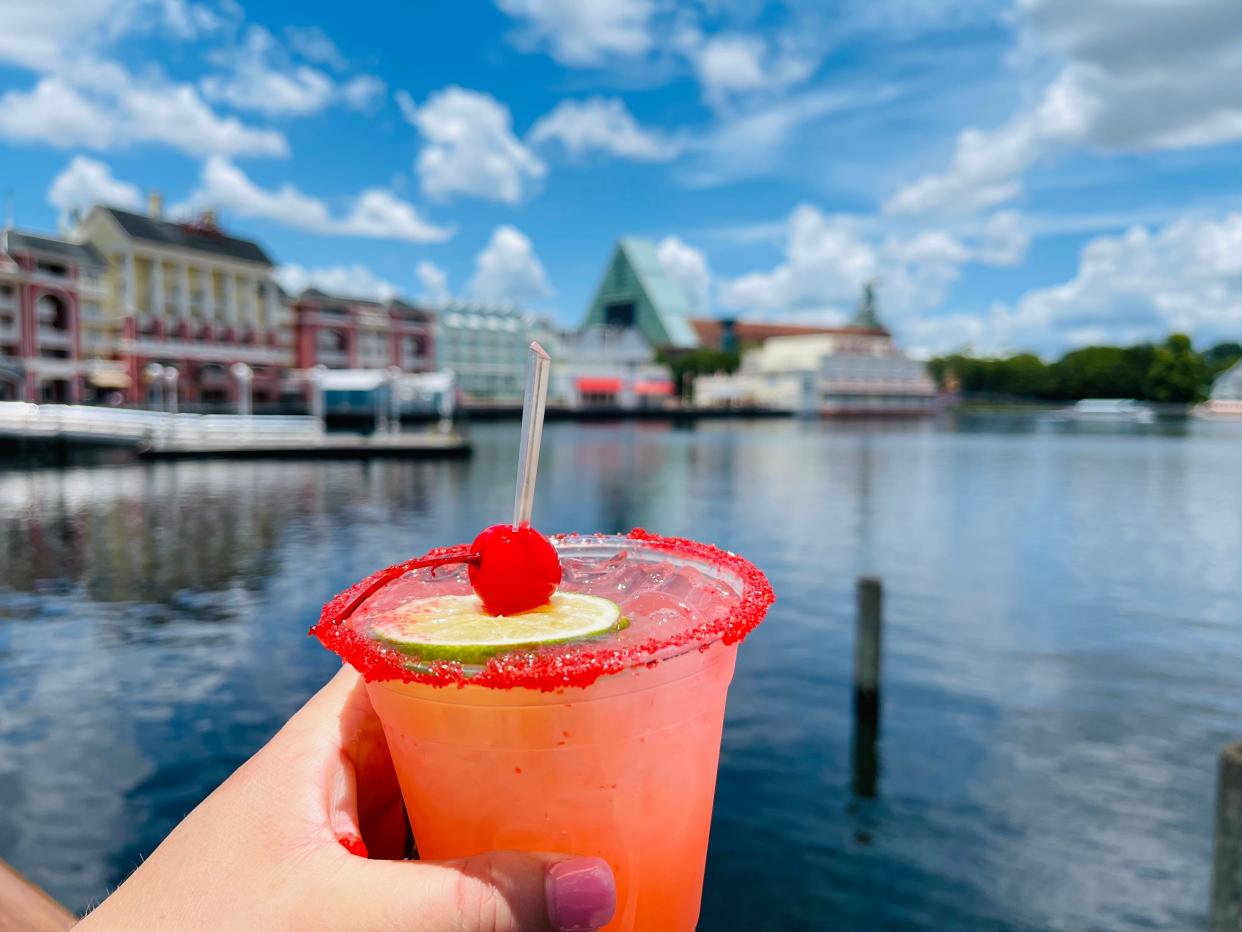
0, 229, 116, 403
74, 200, 290, 406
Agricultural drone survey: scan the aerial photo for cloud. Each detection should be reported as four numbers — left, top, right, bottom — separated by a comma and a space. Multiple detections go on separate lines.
680, 32, 818, 111
0, 0, 231, 71
886, 0, 1242, 216
717, 204, 1029, 324
468, 226, 553, 304
919, 212, 1242, 354
0, 69, 288, 159
683, 85, 899, 187
201, 25, 384, 117
276, 263, 399, 301
416, 260, 450, 304
494, 0, 654, 65
400, 86, 546, 204
46, 155, 142, 220
186, 157, 453, 243
283, 25, 348, 70
528, 97, 681, 162
656, 236, 711, 315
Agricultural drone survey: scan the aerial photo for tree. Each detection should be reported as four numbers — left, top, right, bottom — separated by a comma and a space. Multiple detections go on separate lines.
656, 347, 740, 398
1145, 333, 1206, 403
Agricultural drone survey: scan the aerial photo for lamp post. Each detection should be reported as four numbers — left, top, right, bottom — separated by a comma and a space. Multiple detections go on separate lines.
143, 363, 164, 411
309, 364, 327, 424
386, 365, 403, 436
230, 362, 253, 418
162, 366, 179, 415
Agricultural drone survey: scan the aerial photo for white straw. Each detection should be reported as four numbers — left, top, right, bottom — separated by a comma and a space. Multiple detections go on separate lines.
512, 341, 551, 528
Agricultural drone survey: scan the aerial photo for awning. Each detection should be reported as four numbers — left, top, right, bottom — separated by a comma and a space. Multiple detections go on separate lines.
576, 377, 623, 394
87, 370, 132, 389
634, 379, 674, 396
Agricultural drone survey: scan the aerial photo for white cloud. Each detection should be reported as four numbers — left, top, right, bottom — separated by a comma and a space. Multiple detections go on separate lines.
921, 213, 1242, 354
684, 85, 899, 187
495, 0, 654, 65
719, 206, 878, 319
468, 225, 553, 304
887, 0, 1242, 216
656, 236, 711, 315
717, 204, 1027, 324
46, 156, 142, 220
681, 32, 817, 110
416, 260, 450, 304
283, 25, 348, 70
401, 86, 546, 204
276, 263, 399, 301
528, 97, 681, 162
201, 26, 384, 117
187, 157, 453, 243
0, 0, 229, 71
0, 71, 288, 158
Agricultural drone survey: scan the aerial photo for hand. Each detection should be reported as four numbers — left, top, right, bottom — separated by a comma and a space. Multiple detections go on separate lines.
77, 666, 616, 931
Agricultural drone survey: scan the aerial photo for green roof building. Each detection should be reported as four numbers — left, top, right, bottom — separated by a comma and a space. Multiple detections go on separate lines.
582, 238, 700, 349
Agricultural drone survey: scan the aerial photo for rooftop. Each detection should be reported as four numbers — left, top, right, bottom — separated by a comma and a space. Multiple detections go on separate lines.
96, 206, 273, 266
691, 318, 890, 346
1, 229, 106, 268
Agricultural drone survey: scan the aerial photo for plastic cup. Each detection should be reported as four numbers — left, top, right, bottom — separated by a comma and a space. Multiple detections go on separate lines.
314, 532, 773, 932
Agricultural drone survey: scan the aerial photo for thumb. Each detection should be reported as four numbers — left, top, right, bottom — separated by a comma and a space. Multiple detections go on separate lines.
321, 849, 616, 932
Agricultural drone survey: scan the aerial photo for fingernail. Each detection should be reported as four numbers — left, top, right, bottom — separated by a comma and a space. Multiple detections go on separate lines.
545, 857, 616, 931
337, 834, 368, 858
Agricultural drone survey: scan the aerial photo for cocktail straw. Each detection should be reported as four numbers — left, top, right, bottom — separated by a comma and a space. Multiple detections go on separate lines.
512, 341, 551, 528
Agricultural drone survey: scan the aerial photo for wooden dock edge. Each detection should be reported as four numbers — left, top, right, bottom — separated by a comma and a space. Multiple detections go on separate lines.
0, 859, 74, 931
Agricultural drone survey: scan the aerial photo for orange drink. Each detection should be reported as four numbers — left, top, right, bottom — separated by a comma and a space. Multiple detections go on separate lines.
313, 530, 773, 931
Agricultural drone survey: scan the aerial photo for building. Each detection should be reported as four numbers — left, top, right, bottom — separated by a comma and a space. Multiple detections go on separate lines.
691, 318, 882, 350
291, 289, 434, 372
74, 200, 290, 406
0, 229, 115, 403
435, 304, 552, 404
582, 239, 700, 350
549, 326, 675, 409
694, 285, 937, 415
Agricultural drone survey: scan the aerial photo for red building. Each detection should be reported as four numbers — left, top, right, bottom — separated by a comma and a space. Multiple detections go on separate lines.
0, 229, 113, 403
292, 289, 434, 372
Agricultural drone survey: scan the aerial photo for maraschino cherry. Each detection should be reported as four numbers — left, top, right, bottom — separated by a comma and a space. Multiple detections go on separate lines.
468, 524, 561, 615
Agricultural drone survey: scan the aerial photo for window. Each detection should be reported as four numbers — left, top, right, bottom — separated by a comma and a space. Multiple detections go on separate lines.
604, 302, 635, 328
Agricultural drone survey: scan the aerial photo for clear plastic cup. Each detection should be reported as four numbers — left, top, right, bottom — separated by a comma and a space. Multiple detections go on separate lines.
314, 531, 774, 932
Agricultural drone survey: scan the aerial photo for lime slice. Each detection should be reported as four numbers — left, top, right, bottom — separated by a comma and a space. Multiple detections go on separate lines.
369, 592, 623, 663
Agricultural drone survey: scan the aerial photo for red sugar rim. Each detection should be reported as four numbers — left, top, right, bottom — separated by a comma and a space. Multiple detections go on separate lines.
310, 528, 775, 692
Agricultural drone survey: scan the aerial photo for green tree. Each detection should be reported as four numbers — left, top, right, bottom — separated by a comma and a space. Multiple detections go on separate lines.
1145, 333, 1206, 403
657, 347, 740, 398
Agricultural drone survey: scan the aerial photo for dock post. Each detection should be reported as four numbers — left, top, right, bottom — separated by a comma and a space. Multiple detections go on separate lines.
1211, 742, 1242, 931
851, 577, 882, 797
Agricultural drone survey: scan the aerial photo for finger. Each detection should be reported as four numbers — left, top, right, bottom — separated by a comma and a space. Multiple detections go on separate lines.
318, 850, 616, 932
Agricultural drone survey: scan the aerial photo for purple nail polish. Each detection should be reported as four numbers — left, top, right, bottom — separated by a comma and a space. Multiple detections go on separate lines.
546, 857, 616, 931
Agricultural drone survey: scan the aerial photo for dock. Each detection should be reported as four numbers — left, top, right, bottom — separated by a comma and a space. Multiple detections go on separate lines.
0, 402, 470, 462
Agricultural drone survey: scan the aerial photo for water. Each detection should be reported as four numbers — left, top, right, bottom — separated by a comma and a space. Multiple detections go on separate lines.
2, 416, 1241, 929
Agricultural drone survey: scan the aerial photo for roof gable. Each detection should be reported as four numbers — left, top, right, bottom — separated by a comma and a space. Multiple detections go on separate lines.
582, 238, 699, 349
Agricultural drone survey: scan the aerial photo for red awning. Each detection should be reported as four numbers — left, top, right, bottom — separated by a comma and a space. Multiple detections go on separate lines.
634, 380, 674, 396
576, 377, 623, 393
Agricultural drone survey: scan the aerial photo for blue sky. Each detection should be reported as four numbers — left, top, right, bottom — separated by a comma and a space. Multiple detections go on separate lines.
1, 0, 1241, 355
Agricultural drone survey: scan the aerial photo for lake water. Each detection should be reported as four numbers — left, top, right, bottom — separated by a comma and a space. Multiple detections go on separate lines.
2, 415, 1241, 929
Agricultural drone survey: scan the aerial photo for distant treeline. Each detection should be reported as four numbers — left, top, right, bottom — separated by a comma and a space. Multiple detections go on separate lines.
929, 335, 1242, 404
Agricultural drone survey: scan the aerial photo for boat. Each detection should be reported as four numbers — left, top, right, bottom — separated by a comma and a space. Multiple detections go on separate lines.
1052, 398, 1156, 425
1194, 399, 1242, 420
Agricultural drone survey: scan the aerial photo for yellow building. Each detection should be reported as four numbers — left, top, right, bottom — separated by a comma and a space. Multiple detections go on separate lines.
75, 199, 291, 404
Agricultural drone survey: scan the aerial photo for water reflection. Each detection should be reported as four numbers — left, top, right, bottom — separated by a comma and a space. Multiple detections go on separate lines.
1, 418, 1241, 929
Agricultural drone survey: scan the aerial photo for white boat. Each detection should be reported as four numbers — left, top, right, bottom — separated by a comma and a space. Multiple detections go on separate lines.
1194, 399, 1242, 419
1054, 398, 1156, 424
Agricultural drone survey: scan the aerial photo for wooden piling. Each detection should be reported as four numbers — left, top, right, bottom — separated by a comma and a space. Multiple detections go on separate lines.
1211, 742, 1242, 932
851, 577, 883, 798
854, 577, 883, 731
